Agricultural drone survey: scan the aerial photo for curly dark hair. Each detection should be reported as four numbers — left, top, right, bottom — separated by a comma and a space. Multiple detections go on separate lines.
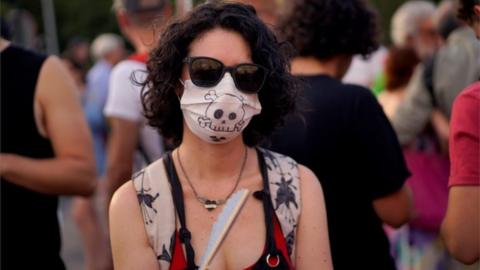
457, 0, 480, 23
140, 2, 298, 147
279, 0, 379, 60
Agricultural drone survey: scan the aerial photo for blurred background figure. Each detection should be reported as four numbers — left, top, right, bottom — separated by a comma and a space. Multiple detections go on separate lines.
71, 33, 125, 270
85, 33, 125, 178
372, 0, 439, 96
63, 36, 90, 67
379, 46, 453, 270
3, 7, 42, 50
392, 0, 440, 60
62, 37, 91, 94
441, 0, 480, 265
232, 0, 287, 28
0, 36, 96, 269
103, 0, 173, 207
343, 46, 388, 89
378, 1, 480, 269
342, 0, 391, 90
378, 47, 420, 118
391, 0, 480, 147
456, 0, 480, 36
270, 0, 413, 269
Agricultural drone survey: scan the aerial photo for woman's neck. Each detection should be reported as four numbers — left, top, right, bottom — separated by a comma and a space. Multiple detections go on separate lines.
176, 125, 249, 183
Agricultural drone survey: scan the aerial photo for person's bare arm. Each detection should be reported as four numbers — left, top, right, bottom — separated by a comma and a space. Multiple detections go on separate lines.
373, 185, 413, 228
110, 181, 160, 269
295, 165, 332, 269
104, 118, 140, 203
0, 56, 95, 196
431, 109, 450, 153
441, 186, 479, 264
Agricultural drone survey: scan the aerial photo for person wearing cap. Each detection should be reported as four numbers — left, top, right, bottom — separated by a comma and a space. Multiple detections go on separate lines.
103, 0, 173, 206
71, 33, 125, 270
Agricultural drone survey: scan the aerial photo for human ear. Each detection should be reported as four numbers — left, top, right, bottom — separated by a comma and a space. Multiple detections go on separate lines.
474, 5, 480, 17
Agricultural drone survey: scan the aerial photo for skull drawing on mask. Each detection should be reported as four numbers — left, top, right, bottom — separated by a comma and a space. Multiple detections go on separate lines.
198, 90, 246, 133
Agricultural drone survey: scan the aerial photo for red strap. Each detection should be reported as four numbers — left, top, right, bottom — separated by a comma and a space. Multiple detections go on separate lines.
270, 217, 295, 270
128, 53, 149, 63
170, 231, 187, 270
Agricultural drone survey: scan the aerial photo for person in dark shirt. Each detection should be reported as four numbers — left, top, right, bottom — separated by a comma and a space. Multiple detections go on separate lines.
0, 38, 96, 269
270, 0, 413, 269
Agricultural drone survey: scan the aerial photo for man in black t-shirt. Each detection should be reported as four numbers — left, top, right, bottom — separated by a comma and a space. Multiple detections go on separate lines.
272, 1, 412, 269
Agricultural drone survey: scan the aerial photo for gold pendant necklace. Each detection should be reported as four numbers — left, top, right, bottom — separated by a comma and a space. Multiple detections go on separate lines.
176, 146, 248, 211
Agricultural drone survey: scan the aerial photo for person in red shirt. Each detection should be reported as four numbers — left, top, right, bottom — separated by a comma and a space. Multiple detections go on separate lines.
441, 81, 479, 264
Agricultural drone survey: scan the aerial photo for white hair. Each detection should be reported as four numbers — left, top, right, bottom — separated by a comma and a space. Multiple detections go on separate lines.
90, 33, 124, 60
391, 1, 436, 47
113, 0, 124, 11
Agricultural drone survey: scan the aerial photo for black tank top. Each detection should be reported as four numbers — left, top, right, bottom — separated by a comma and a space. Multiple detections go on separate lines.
1, 46, 65, 269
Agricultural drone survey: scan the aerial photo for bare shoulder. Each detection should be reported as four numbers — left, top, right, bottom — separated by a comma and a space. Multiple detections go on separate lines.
39, 56, 72, 82
41, 55, 65, 69
37, 55, 79, 101
109, 180, 146, 236
110, 180, 139, 216
297, 164, 326, 216
110, 180, 160, 269
33, 54, 92, 155
295, 164, 333, 268
297, 164, 323, 196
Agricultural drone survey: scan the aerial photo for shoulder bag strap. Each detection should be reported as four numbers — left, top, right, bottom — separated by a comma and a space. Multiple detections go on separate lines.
163, 152, 198, 270
255, 148, 278, 255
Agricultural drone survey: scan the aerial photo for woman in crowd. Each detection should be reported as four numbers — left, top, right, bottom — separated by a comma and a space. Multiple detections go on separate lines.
109, 2, 332, 269
378, 47, 420, 119
379, 47, 453, 270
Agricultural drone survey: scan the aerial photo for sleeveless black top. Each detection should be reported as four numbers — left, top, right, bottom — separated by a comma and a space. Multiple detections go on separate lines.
1, 46, 65, 269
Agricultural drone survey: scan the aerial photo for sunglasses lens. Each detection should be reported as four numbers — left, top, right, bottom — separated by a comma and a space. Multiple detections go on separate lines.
189, 58, 223, 87
234, 64, 266, 93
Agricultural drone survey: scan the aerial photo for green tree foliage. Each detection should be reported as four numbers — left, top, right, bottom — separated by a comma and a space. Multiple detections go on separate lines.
370, 0, 410, 43
53, 0, 119, 50
1, 0, 119, 51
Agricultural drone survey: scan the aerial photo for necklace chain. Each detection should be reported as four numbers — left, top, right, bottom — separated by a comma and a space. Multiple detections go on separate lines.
176, 146, 248, 211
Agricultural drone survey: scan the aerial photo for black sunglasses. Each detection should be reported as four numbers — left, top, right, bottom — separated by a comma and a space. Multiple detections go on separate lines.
183, 56, 269, 94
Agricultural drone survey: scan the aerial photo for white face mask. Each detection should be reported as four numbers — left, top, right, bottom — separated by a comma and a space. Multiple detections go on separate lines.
180, 73, 262, 144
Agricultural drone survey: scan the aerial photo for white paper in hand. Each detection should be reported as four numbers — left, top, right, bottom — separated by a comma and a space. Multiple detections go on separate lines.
199, 189, 250, 270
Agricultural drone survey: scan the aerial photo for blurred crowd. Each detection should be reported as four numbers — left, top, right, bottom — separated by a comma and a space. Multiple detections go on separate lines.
1, 0, 479, 269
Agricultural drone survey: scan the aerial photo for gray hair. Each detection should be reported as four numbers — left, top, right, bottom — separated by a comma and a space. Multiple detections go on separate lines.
391, 0, 436, 46
90, 33, 124, 60
113, 0, 125, 11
